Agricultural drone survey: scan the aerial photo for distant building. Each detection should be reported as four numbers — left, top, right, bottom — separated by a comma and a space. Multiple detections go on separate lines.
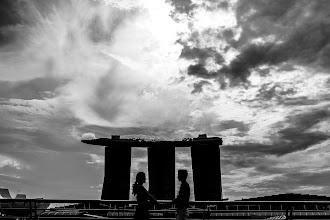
238, 193, 330, 211
239, 193, 330, 201
0, 188, 50, 217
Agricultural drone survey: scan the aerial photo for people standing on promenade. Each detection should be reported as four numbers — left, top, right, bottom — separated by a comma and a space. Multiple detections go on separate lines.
132, 172, 159, 220
172, 169, 190, 220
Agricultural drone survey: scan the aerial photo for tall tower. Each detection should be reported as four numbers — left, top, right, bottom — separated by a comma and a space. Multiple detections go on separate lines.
148, 146, 175, 200
101, 146, 131, 200
101, 140, 132, 200
191, 134, 222, 201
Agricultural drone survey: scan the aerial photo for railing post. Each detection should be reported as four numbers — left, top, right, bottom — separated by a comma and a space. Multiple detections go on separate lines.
285, 206, 288, 220
29, 200, 32, 220
34, 200, 37, 220
202, 206, 205, 220
117, 203, 120, 220
285, 205, 293, 220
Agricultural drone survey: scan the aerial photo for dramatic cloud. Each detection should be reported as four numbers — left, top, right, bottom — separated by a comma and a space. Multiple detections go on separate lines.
191, 80, 211, 93
0, 155, 24, 170
85, 153, 104, 167
176, 0, 330, 90
222, 107, 330, 157
166, 0, 196, 15
0, 77, 66, 100
0, 0, 330, 200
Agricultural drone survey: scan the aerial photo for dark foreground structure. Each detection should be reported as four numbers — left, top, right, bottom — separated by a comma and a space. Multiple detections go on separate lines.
1, 197, 330, 219
82, 134, 223, 201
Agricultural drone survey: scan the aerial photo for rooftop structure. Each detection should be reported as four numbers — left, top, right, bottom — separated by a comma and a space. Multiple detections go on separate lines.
82, 134, 222, 147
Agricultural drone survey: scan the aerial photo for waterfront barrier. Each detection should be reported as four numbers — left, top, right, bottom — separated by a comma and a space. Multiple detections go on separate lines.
0, 199, 330, 219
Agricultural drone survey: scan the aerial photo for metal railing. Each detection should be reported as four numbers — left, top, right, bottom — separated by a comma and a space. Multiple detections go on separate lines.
0, 199, 329, 219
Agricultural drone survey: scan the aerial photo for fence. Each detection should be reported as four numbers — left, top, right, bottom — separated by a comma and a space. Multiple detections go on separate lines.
0, 199, 329, 220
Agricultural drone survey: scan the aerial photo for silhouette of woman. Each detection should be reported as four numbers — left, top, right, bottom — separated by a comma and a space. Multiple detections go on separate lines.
132, 172, 159, 220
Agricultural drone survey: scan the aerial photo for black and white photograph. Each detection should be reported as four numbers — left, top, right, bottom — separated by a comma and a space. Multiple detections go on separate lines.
0, 0, 329, 219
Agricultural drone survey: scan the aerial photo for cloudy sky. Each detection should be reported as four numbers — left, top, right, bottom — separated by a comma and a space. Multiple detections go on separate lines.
0, 0, 330, 201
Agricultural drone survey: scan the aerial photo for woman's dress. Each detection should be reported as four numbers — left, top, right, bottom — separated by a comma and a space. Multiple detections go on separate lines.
134, 185, 150, 220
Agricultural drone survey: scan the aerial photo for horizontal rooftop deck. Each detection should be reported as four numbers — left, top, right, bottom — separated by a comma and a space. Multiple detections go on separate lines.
81, 134, 223, 147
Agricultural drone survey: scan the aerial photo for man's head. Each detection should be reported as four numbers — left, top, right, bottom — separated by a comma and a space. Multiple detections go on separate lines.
178, 169, 188, 181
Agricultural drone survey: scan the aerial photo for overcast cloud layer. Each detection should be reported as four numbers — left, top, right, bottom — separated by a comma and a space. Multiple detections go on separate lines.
0, 0, 329, 200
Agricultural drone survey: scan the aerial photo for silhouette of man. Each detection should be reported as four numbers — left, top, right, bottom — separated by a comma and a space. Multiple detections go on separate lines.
172, 169, 190, 220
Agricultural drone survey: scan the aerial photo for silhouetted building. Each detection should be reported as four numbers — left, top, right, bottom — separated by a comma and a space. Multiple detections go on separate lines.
102, 141, 132, 200
239, 193, 330, 201
82, 134, 222, 200
148, 146, 175, 200
233, 193, 330, 212
191, 134, 222, 201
